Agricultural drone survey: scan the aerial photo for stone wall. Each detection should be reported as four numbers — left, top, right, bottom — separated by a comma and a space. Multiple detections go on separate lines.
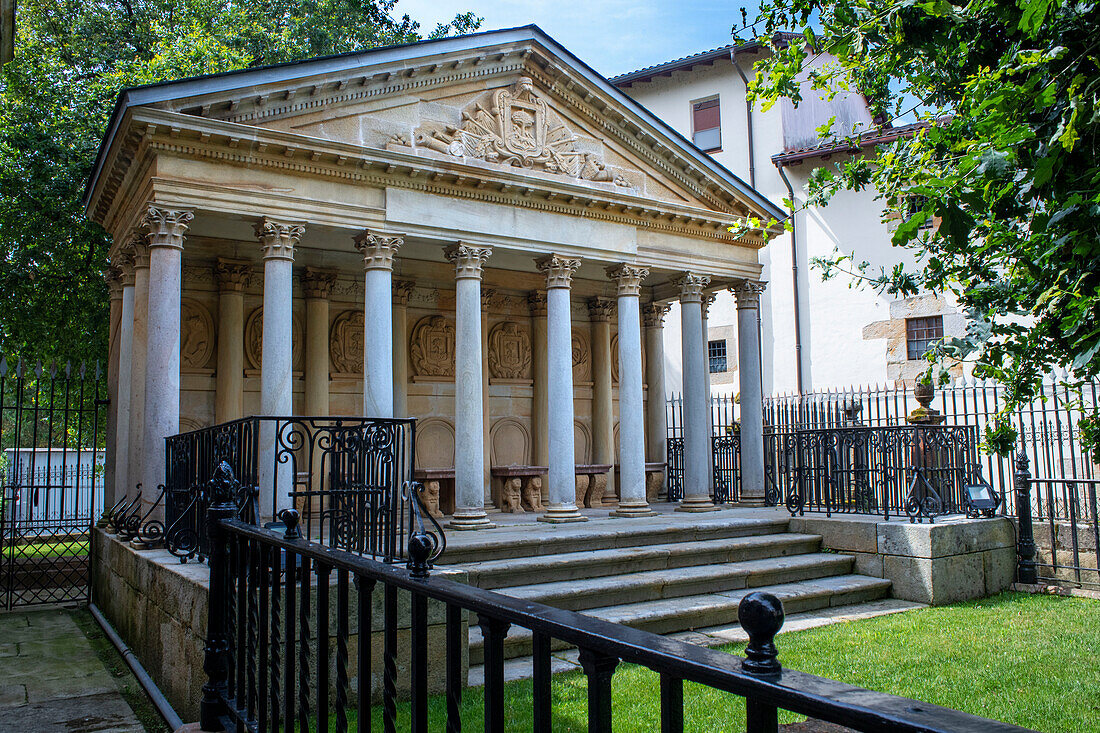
788, 515, 1015, 605
91, 529, 467, 723
1031, 519, 1098, 584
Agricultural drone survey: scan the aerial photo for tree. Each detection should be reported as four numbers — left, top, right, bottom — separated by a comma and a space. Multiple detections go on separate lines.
740, 0, 1100, 453
0, 0, 480, 362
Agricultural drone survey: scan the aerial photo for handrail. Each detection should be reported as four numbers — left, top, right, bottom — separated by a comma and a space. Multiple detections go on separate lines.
208, 515, 1031, 733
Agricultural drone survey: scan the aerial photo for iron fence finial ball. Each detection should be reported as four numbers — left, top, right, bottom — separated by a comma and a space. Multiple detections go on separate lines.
407, 530, 434, 578
278, 508, 301, 539
739, 591, 784, 677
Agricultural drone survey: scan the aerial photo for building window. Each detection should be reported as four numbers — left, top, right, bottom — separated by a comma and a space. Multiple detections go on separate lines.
708, 339, 728, 373
906, 316, 944, 360
907, 195, 934, 230
692, 97, 721, 152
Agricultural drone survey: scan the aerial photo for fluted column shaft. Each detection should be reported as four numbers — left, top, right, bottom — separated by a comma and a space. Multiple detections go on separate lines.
448, 244, 495, 530
735, 281, 767, 506
530, 291, 550, 475
142, 208, 193, 520
355, 231, 402, 417
303, 268, 336, 417
608, 265, 654, 517
676, 273, 717, 512
127, 241, 149, 499
256, 218, 302, 520
393, 281, 414, 417
537, 255, 587, 523
115, 264, 135, 500
104, 267, 124, 507
214, 259, 251, 423
589, 297, 615, 495
643, 304, 670, 466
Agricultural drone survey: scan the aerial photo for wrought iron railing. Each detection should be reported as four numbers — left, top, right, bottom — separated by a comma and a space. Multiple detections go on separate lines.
150, 416, 422, 563
1024, 467, 1100, 588
196, 492, 1028, 732
770, 424, 984, 522
665, 434, 741, 504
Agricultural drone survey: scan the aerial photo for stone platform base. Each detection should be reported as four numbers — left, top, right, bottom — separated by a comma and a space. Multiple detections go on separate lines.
788, 515, 1015, 606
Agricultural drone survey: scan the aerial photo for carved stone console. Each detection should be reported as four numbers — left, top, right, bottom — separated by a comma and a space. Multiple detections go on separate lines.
575, 464, 613, 508
490, 465, 547, 513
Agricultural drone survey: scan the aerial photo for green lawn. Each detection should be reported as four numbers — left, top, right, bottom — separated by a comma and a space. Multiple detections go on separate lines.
3, 540, 88, 559
347, 592, 1098, 732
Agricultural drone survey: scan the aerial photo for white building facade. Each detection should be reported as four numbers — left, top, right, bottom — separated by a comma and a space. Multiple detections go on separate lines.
612, 42, 965, 397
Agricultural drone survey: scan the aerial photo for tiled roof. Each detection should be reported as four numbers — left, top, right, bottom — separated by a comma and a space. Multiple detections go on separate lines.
771, 120, 936, 165
610, 33, 799, 86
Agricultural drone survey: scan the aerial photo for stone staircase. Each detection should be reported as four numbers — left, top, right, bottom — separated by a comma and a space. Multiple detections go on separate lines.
438, 511, 893, 666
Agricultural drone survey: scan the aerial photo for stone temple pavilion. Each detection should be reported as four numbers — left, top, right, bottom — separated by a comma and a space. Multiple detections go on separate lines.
88, 26, 785, 528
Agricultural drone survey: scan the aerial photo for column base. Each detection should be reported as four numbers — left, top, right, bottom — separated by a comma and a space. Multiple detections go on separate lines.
734, 497, 768, 508
610, 503, 658, 518
538, 503, 588, 523
447, 511, 497, 531
675, 497, 720, 513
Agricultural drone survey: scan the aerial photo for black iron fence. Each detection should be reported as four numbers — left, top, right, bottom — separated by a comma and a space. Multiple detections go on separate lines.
143, 416, 423, 564
195, 489, 1028, 732
0, 357, 107, 609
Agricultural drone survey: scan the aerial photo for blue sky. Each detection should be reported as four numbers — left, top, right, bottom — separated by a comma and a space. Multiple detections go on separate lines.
395, 0, 754, 79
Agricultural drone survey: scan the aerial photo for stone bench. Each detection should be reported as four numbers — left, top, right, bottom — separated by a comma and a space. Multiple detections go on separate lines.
575, 463, 613, 507
413, 467, 454, 518
491, 465, 548, 513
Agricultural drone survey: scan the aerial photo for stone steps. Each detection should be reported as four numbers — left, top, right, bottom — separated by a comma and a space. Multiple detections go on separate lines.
468, 573, 892, 664
449, 533, 825, 589
439, 515, 792, 564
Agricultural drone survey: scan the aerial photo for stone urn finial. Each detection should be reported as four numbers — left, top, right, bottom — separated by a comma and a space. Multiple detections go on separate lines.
908, 379, 944, 425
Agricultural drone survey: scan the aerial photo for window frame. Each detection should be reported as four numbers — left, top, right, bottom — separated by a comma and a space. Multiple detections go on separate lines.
905, 315, 944, 361
708, 338, 728, 373
691, 96, 722, 153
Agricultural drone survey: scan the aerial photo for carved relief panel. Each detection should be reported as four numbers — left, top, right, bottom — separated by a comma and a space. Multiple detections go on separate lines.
571, 329, 590, 382
330, 310, 364, 374
410, 315, 456, 379
488, 321, 532, 381
244, 307, 304, 371
180, 298, 215, 371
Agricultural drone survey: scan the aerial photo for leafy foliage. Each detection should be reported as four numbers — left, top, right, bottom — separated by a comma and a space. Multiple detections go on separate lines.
740, 0, 1100, 454
0, 0, 480, 362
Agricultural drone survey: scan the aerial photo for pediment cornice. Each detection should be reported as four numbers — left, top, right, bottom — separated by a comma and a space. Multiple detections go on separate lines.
96, 108, 773, 253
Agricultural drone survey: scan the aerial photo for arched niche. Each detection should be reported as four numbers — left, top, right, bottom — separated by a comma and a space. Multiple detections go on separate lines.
490, 418, 531, 467
415, 418, 455, 469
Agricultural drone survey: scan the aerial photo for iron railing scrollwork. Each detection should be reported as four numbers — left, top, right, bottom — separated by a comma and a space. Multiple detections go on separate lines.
162, 416, 417, 562
196, 501, 1030, 733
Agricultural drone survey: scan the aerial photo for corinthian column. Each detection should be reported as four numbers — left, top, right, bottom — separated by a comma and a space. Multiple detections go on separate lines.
354, 230, 402, 417
142, 207, 193, 520
588, 296, 616, 500
607, 264, 655, 517
701, 292, 717, 496
446, 243, 495, 529
529, 291, 549, 473
392, 280, 415, 417
256, 218, 303, 520
536, 254, 586, 523
675, 272, 718, 512
734, 281, 767, 506
114, 256, 136, 500
214, 259, 251, 423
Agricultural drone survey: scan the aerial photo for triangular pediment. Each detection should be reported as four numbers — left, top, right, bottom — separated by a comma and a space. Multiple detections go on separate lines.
90, 27, 785, 227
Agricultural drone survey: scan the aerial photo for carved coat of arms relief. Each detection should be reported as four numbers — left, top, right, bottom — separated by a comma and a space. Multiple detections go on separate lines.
412, 77, 629, 187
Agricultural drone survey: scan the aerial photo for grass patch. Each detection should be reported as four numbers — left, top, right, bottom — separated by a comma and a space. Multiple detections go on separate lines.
338, 592, 1098, 732
4, 540, 88, 559
70, 608, 171, 733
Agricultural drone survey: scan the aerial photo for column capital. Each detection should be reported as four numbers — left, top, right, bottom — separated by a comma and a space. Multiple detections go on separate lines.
732, 280, 767, 310
255, 218, 303, 260
301, 267, 338, 299
673, 273, 711, 303
119, 233, 150, 270
103, 266, 124, 299
481, 288, 498, 310
528, 290, 548, 318
113, 247, 137, 285
445, 242, 492, 279
214, 258, 253, 292
605, 264, 649, 297
393, 279, 415, 306
587, 296, 616, 322
642, 302, 671, 328
701, 292, 717, 320
354, 230, 403, 270
142, 207, 193, 250
536, 254, 581, 289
